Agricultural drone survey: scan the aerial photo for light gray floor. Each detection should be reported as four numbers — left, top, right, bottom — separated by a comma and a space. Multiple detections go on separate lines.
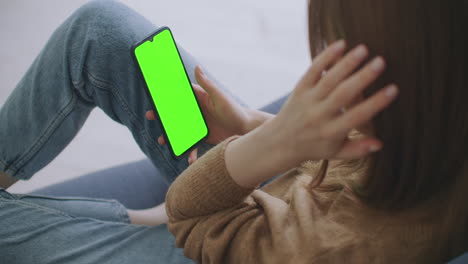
1, 0, 310, 193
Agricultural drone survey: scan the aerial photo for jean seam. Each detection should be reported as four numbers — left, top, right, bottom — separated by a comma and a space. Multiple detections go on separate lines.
6, 92, 79, 178
140, 129, 181, 176
16, 194, 120, 204
0, 197, 137, 226
82, 67, 113, 91
0, 159, 7, 169
1, 198, 71, 218
9, 194, 131, 223
83, 67, 182, 177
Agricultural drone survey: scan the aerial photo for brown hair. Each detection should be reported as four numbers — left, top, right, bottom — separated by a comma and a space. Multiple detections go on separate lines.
307, 0, 468, 258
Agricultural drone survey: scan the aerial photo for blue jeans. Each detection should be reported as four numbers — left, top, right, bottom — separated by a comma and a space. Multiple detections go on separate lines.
0, 1, 288, 263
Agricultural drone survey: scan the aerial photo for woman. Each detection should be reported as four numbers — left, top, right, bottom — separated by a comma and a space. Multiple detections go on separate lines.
1, 0, 466, 263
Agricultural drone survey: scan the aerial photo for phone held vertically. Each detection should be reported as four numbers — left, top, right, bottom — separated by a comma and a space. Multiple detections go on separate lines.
132, 27, 209, 159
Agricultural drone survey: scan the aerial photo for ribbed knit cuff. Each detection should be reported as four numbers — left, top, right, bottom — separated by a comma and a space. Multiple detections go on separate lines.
208, 135, 257, 206
166, 135, 256, 220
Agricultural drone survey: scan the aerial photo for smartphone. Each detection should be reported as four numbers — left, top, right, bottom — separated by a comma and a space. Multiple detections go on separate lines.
132, 27, 209, 159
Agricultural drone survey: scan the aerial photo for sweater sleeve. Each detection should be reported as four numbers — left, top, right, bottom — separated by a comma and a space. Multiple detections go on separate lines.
165, 135, 300, 263
165, 135, 255, 219
165, 135, 407, 263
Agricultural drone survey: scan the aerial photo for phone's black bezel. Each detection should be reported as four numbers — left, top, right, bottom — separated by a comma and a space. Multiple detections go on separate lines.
130, 26, 209, 160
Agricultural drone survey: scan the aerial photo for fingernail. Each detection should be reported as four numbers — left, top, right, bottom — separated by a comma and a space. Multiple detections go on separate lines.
385, 85, 398, 97
199, 66, 206, 77
333, 40, 346, 51
369, 145, 381, 152
370, 57, 385, 72
354, 45, 368, 60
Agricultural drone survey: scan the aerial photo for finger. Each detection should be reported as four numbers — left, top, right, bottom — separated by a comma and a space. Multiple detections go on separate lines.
331, 84, 399, 135
192, 83, 212, 108
192, 84, 216, 118
192, 83, 208, 99
194, 66, 223, 98
146, 110, 156, 120
324, 56, 386, 114
295, 40, 346, 94
314, 45, 369, 99
188, 148, 198, 164
334, 137, 383, 160
157, 135, 166, 145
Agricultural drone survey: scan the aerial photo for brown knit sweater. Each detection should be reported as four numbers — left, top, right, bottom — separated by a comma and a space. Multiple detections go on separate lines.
166, 136, 444, 263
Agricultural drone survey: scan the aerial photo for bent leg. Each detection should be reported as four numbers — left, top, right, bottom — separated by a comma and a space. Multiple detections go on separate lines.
0, 0, 246, 184
30, 93, 292, 209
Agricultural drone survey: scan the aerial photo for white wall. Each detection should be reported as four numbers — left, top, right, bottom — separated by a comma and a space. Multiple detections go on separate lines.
0, 0, 310, 192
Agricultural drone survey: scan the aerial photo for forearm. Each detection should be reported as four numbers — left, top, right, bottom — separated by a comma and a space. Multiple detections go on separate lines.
242, 108, 276, 134
166, 116, 294, 219
128, 202, 168, 226
225, 118, 298, 189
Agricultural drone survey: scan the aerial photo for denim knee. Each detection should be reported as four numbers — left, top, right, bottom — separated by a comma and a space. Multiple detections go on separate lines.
72, 0, 151, 49
64, 0, 157, 102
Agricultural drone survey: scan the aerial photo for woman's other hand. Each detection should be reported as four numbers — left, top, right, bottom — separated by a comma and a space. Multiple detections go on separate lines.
273, 40, 399, 163
146, 66, 250, 165
224, 40, 399, 188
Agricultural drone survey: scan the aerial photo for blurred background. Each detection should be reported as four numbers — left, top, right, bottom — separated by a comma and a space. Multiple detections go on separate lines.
0, 0, 310, 193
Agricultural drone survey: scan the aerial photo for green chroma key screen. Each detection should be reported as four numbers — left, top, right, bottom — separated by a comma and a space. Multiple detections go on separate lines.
133, 28, 208, 158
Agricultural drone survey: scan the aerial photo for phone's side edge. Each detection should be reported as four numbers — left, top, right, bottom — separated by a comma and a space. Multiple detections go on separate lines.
165, 28, 211, 158
130, 26, 185, 161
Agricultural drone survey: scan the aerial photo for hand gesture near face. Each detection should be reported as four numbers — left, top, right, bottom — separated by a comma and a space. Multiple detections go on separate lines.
272, 40, 398, 163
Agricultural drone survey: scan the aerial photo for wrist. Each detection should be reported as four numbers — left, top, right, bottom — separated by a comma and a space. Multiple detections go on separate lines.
260, 118, 301, 168
225, 118, 298, 188
241, 108, 276, 135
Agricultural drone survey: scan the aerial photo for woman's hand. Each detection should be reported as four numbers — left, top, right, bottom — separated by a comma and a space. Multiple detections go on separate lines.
225, 40, 399, 188
273, 40, 398, 163
146, 66, 251, 164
